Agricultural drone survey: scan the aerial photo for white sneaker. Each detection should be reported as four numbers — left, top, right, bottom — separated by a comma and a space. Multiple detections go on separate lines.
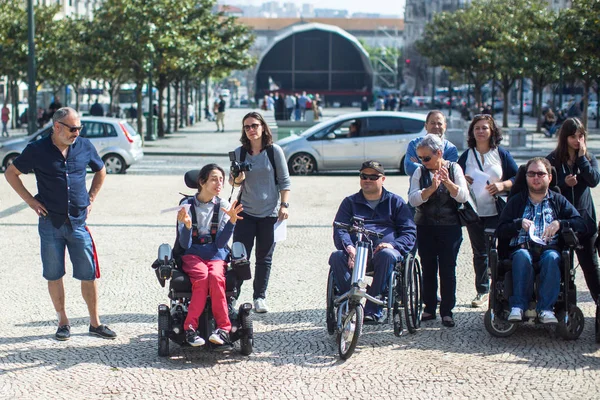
254, 298, 269, 313
538, 310, 558, 324
508, 307, 523, 322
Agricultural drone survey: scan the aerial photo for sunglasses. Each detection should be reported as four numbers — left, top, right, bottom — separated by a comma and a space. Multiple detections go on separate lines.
418, 156, 432, 162
243, 123, 261, 132
360, 173, 382, 181
57, 121, 83, 133
526, 171, 548, 178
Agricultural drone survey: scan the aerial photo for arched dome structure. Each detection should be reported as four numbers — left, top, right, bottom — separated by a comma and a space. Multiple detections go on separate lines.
254, 23, 373, 105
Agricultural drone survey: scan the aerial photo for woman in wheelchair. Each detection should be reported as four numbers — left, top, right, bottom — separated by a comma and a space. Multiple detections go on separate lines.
176, 164, 244, 347
496, 158, 585, 324
546, 118, 600, 307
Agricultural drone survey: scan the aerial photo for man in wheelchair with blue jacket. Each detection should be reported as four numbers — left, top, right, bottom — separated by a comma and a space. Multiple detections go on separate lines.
497, 157, 586, 324
329, 161, 417, 323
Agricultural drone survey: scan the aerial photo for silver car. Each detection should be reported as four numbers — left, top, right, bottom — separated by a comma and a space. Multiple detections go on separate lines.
0, 117, 144, 173
277, 111, 427, 175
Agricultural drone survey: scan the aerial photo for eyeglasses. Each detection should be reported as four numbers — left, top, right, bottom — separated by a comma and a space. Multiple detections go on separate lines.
243, 123, 261, 132
526, 171, 548, 178
57, 121, 83, 133
418, 156, 432, 162
360, 173, 382, 181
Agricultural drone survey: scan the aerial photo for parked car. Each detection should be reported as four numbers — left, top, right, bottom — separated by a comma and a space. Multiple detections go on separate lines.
511, 101, 533, 115
276, 111, 427, 175
0, 117, 143, 173
588, 101, 598, 120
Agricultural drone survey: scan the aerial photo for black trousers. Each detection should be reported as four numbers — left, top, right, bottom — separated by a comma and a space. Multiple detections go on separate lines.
465, 215, 499, 295
576, 233, 600, 303
417, 224, 463, 318
233, 212, 277, 300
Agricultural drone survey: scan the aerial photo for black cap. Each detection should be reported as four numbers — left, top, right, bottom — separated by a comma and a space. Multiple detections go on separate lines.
360, 160, 385, 175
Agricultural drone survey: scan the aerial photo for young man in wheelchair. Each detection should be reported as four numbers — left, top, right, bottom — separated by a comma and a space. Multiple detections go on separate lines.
175, 164, 244, 347
496, 157, 585, 323
329, 161, 417, 323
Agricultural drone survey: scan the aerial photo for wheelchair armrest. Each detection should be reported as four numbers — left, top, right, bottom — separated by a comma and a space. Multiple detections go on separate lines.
154, 243, 175, 287
560, 226, 579, 248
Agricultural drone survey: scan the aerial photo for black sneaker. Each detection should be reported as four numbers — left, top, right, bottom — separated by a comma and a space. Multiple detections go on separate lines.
55, 325, 71, 341
89, 324, 117, 339
209, 328, 230, 345
186, 329, 205, 347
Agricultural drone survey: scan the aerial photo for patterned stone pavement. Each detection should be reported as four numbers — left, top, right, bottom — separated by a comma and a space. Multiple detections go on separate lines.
0, 171, 599, 399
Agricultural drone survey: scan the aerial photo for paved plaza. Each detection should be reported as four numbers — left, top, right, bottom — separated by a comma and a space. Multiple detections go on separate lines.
1, 108, 600, 399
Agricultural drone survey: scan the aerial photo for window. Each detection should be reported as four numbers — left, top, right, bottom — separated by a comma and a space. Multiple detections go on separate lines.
105, 124, 118, 137
81, 122, 104, 138
311, 118, 364, 140
365, 117, 403, 136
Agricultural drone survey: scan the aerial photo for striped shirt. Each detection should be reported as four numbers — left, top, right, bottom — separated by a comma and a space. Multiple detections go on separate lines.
510, 196, 558, 247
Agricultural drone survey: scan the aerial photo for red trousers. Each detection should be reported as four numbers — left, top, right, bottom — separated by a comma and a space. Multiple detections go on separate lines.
182, 255, 231, 332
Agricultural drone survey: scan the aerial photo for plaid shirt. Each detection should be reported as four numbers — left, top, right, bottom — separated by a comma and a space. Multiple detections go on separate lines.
510, 196, 558, 247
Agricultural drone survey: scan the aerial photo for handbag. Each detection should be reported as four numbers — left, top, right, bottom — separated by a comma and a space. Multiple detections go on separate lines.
449, 162, 480, 226
472, 148, 506, 216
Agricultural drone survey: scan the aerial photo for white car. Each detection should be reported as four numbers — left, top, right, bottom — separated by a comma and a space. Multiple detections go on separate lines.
0, 117, 143, 173
588, 101, 598, 120
276, 111, 427, 175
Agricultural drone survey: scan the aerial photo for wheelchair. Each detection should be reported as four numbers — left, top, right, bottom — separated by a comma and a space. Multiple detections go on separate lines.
325, 218, 423, 359
483, 226, 584, 340
151, 170, 254, 357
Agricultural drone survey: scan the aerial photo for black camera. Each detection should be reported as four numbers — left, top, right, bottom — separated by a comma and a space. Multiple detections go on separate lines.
229, 151, 252, 178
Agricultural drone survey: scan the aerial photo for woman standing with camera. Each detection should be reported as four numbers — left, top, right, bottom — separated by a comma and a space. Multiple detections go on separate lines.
546, 117, 600, 306
230, 112, 291, 313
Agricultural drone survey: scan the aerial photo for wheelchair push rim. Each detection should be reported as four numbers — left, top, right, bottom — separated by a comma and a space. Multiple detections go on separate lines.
403, 255, 423, 334
337, 303, 363, 360
326, 270, 336, 335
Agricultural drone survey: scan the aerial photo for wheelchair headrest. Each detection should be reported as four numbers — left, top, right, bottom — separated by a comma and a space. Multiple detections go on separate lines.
509, 165, 559, 199
184, 170, 201, 189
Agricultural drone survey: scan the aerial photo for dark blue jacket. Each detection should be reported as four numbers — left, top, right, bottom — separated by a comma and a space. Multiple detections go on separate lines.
333, 187, 416, 258
457, 146, 518, 183
497, 189, 585, 242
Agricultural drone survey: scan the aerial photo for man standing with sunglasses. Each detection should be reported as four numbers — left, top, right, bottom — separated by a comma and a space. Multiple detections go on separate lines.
329, 160, 416, 323
497, 157, 585, 324
5, 107, 117, 341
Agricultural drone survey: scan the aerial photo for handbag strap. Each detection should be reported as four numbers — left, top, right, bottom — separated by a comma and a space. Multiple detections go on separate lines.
472, 148, 491, 185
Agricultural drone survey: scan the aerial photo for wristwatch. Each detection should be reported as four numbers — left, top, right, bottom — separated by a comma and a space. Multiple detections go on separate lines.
280, 202, 290, 208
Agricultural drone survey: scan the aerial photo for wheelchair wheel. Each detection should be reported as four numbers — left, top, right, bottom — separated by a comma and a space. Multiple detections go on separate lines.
326, 270, 336, 335
239, 312, 254, 356
556, 306, 585, 340
403, 256, 423, 334
158, 304, 170, 357
337, 303, 363, 360
390, 270, 402, 337
484, 309, 517, 338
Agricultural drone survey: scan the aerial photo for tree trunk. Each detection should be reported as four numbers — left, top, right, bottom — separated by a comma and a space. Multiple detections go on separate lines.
582, 80, 590, 128
536, 80, 543, 133
135, 82, 144, 142
174, 81, 179, 132
74, 84, 80, 112
157, 74, 166, 138
500, 74, 512, 128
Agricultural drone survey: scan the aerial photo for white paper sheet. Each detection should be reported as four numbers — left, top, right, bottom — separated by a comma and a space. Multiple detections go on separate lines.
273, 220, 287, 242
160, 203, 191, 214
469, 169, 491, 199
529, 224, 547, 245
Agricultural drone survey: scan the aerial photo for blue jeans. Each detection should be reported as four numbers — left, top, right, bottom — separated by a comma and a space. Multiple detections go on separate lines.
38, 217, 96, 281
509, 248, 560, 311
329, 248, 400, 318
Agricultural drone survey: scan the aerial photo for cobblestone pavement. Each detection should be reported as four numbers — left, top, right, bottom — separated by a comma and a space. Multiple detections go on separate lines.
0, 171, 599, 400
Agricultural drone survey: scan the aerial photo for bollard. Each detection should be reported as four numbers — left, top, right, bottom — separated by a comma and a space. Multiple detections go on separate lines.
509, 128, 527, 148
446, 128, 466, 150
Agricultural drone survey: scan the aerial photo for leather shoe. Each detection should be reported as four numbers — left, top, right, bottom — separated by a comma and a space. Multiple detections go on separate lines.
442, 316, 455, 327
421, 312, 436, 321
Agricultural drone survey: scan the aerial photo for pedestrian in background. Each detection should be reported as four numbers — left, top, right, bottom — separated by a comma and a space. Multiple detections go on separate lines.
188, 103, 194, 125
229, 112, 291, 313
215, 95, 226, 132
1, 104, 9, 137
4, 107, 116, 341
457, 114, 518, 308
90, 99, 104, 117
360, 96, 369, 111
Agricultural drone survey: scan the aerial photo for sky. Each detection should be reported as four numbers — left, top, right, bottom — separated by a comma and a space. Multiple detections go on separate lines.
236, 0, 406, 16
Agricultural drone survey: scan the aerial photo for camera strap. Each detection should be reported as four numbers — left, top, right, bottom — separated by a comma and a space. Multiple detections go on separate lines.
235, 145, 278, 204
